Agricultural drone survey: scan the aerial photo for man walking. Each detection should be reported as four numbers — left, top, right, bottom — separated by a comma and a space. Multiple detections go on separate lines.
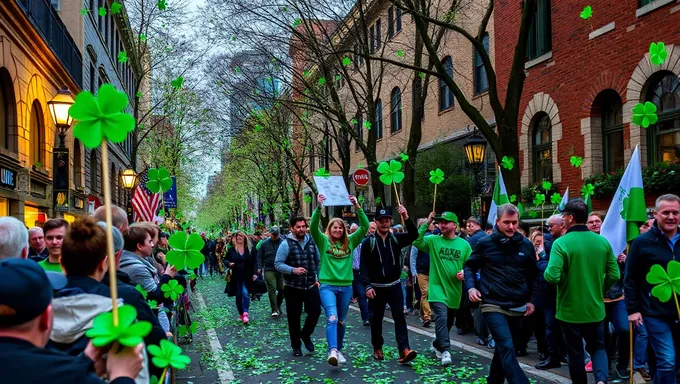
414, 211, 472, 366
464, 204, 539, 384
410, 219, 433, 327
38, 219, 69, 273
545, 200, 619, 384
275, 216, 321, 357
27, 227, 48, 262
353, 221, 376, 326
258, 226, 285, 317
360, 206, 418, 364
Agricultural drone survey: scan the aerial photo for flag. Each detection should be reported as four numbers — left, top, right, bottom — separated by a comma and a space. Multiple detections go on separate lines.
601, 146, 647, 256
488, 167, 510, 225
584, 193, 593, 215
558, 187, 569, 212
132, 170, 162, 223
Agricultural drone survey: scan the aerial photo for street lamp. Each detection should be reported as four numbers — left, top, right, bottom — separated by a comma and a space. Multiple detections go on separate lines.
120, 168, 138, 190
47, 89, 75, 148
464, 128, 487, 219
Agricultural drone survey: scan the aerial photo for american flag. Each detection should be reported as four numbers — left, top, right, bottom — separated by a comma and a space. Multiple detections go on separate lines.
132, 169, 161, 222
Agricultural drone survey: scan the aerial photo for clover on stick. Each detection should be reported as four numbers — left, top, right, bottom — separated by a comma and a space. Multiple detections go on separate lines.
165, 231, 206, 270
161, 280, 184, 301
647, 261, 680, 304
429, 168, 445, 185
377, 160, 404, 185
146, 167, 173, 193
149, 339, 191, 370
533, 193, 546, 206
550, 193, 562, 205
85, 305, 152, 347
582, 183, 595, 197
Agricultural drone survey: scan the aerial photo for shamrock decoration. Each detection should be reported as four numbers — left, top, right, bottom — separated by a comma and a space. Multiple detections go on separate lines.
177, 323, 198, 338
146, 167, 173, 193
529, 210, 538, 219
357, 162, 363, 169
303, 195, 312, 204
351, 118, 358, 126
570, 155, 583, 168
68, 84, 135, 148
579, 5, 593, 20
649, 42, 668, 66
318, 77, 326, 86
363, 121, 372, 130
533, 193, 546, 206
509, 194, 517, 203
400, 152, 409, 162
335, 75, 342, 81
542, 180, 552, 191
171, 76, 184, 90
303, 70, 310, 78
161, 280, 184, 301
632, 101, 658, 128
187, 271, 196, 280
550, 192, 562, 205
293, 18, 302, 27
136, 91, 143, 98
314, 167, 331, 178
135, 284, 148, 299
147, 300, 158, 308
429, 168, 445, 185
342, 57, 351, 67
646, 261, 680, 304
166, 231, 206, 270
80, 8, 88, 15
148, 339, 191, 370
117, 51, 128, 63
110, 1, 122, 14
418, 72, 425, 79
139, 34, 147, 42
157, 0, 167, 11
581, 183, 595, 197
501, 156, 515, 170
98, 7, 107, 16
357, 195, 366, 205
377, 160, 405, 185
395, 50, 405, 58
375, 196, 382, 205
86, 305, 152, 347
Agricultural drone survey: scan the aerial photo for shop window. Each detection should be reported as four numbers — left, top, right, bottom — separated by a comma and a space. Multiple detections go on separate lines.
29, 101, 45, 168
646, 72, 680, 164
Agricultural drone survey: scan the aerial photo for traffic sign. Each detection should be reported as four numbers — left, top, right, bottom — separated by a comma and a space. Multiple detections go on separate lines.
352, 168, 370, 186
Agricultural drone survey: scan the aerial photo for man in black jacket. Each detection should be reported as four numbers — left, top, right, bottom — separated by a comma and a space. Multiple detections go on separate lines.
625, 193, 680, 384
360, 205, 418, 364
464, 204, 539, 384
258, 227, 285, 317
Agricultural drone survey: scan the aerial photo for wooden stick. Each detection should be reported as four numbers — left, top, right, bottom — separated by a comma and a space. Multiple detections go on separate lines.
392, 181, 404, 226
101, 142, 119, 326
674, 291, 680, 322
629, 321, 633, 384
432, 184, 437, 213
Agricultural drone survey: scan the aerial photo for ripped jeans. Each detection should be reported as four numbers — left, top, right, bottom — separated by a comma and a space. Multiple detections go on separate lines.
319, 284, 353, 352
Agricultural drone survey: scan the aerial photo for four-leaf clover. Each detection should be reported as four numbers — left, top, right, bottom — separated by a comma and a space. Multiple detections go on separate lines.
509, 194, 517, 203
377, 160, 405, 185
647, 261, 680, 303
166, 231, 206, 270
570, 156, 583, 168
580, 5, 593, 20
632, 101, 658, 128
650, 42, 668, 66
501, 156, 515, 170
581, 183, 595, 197
85, 304, 152, 347
148, 339, 191, 370
314, 167, 331, 178
429, 168, 445, 185
533, 193, 546, 206
146, 167, 173, 193
161, 280, 184, 301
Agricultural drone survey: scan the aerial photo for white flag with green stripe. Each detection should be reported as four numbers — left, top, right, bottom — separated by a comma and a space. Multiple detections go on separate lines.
487, 167, 509, 225
601, 146, 647, 256
559, 187, 569, 212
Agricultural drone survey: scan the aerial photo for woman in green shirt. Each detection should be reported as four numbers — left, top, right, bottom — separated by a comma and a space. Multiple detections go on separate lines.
311, 194, 369, 367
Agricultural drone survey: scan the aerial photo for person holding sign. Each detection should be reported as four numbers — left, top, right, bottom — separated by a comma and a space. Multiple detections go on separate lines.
311, 194, 369, 367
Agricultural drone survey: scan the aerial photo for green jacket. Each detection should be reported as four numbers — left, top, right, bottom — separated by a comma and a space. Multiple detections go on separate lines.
544, 225, 619, 323
310, 206, 369, 286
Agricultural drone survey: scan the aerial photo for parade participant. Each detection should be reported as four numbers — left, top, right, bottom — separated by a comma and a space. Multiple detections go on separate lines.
625, 194, 680, 384
413, 211, 471, 366
360, 205, 418, 364
93, 205, 129, 232
410, 218, 433, 327
224, 231, 257, 324
27, 227, 48, 261
0, 216, 29, 260
258, 226, 285, 317
38, 219, 69, 273
275, 216, 321, 357
545, 200, 619, 384
465, 204, 539, 384
352, 221, 375, 326
311, 194, 369, 366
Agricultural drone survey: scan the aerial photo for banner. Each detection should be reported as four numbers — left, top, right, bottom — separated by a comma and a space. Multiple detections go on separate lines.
163, 176, 178, 209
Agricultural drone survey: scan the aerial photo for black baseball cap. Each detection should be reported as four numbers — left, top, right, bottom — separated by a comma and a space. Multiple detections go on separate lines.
0, 258, 67, 327
375, 207, 392, 220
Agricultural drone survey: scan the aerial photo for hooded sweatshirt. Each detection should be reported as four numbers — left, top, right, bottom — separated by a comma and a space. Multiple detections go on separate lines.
119, 250, 171, 304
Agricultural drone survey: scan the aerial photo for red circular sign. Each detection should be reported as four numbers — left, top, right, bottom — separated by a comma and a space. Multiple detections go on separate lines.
352, 169, 370, 186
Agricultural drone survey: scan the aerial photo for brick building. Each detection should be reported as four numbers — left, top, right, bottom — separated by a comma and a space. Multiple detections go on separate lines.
494, 0, 680, 209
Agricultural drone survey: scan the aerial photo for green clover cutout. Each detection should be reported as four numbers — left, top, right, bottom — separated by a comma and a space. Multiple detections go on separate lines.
157, 0, 167, 11
135, 91, 143, 98
363, 121, 371, 130
161, 280, 184, 301
646, 261, 680, 303
68, 84, 135, 148
293, 18, 302, 27
80, 8, 88, 15
171, 76, 184, 90
357, 162, 363, 169
177, 325, 188, 337
550, 193, 562, 205
98, 7, 107, 16
533, 193, 546, 206
377, 160, 404, 185
509, 194, 518, 203
351, 118, 358, 126
233, 66, 241, 73
429, 168, 445, 185
318, 77, 326, 86
418, 72, 425, 79
110, 1, 122, 14
542, 180, 552, 191
117, 51, 128, 63
148, 339, 191, 370
303, 195, 312, 204
650, 42, 668, 66
254, 124, 263, 132
135, 284, 148, 299
335, 75, 342, 81
582, 183, 595, 197
570, 156, 583, 168
314, 167, 331, 178
400, 152, 409, 162
529, 210, 538, 219
395, 50, 404, 57
375, 196, 382, 205
147, 299, 158, 308
166, 231, 206, 270
632, 101, 658, 128
139, 34, 147, 42
579, 5, 592, 20
357, 195, 366, 205
303, 70, 310, 78
187, 271, 196, 280
501, 156, 515, 170
342, 57, 351, 67
146, 167, 173, 193
85, 304, 152, 347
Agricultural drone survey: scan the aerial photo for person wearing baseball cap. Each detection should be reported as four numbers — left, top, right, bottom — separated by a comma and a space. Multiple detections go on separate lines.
0, 258, 143, 383
413, 210, 472, 366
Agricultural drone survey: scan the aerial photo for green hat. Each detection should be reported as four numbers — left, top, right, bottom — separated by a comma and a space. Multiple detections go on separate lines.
436, 212, 459, 224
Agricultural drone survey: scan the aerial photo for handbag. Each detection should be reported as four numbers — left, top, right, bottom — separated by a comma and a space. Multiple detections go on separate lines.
224, 267, 232, 283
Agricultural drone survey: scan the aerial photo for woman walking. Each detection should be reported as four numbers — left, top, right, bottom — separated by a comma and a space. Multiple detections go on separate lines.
311, 194, 369, 366
224, 231, 258, 325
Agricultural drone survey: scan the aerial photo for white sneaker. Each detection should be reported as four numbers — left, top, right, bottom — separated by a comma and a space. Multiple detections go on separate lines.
271, 311, 279, 318
430, 338, 442, 359
441, 351, 452, 366
327, 349, 339, 366
337, 351, 347, 364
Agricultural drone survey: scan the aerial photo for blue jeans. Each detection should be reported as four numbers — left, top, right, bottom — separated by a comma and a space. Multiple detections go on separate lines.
605, 300, 630, 369
644, 316, 680, 384
400, 277, 408, 309
235, 280, 250, 315
320, 284, 353, 351
633, 323, 649, 369
352, 271, 371, 322
483, 312, 529, 384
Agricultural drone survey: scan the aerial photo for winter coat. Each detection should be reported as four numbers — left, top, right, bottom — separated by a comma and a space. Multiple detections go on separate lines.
360, 218, 418, 289
119, 250, 171, 306
224, 246, 257, 296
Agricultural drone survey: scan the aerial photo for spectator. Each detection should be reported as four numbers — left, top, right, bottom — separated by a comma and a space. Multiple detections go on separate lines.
258, 226, 285, 317
27, 227, 48, 261
93, 205, 129, 232
410, 218, 433, 327
466, 217, 486, 249
352, 222, 375, 326
39, 219, 69, 273
224, 231, 257, 325
0, 216, 29, 260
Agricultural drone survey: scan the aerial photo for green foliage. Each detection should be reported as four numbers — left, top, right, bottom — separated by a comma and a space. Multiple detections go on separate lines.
521, 180, 558, 203
414, 144, 470, 215
584, 160, 680, 198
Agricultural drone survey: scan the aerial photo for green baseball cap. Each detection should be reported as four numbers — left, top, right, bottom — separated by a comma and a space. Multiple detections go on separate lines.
436, 212, 459, 224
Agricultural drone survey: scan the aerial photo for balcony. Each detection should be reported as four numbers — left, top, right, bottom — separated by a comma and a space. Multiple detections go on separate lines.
16, 0, 83, 89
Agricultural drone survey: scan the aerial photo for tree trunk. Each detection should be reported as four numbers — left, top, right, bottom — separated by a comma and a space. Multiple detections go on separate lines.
498, 117, 521, 198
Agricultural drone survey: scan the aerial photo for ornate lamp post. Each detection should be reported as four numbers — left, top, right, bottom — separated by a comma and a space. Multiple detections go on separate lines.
463, 128, 487, 218
120, 168, 138, 223
48, 89, 75, 215
48, 89, 75, 148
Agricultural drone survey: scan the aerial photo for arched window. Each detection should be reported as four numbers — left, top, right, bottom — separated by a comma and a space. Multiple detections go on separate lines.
90, 150, 98, 193
646, 72, 680, 163
593, 90, 624, 172
531, 112, 552, 182
0, 68, 17, 151
440, 56, 454, 111
375, 99, 383, 139
74, 139, 83, 188
29, 101, 45, 168
391, 88, 402, 132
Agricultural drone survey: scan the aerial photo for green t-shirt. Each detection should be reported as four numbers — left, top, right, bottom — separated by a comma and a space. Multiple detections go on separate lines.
310, 206, 370, 286
413, 223, 472, 309
38, 259, 63, 273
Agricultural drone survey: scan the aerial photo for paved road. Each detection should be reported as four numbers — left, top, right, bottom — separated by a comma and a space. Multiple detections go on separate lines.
176, 276, 583, 383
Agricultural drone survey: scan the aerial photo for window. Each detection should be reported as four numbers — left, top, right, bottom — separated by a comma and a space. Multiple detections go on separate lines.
595, 90, 624, 172
74, 139, 83, 188
98, 0, 105, 33
639, 0, 654, 5
90, 150, 98, 193
29, 101, 44, 168
439, 56, 455, 110
474, 34, 490, 94
388, 6, 394, 39
396, 6, 402, 33
370, 25, 375, 54
375, 99, 383, 139
0, 67, 17, 151
50, 0, 60, 11
376, 19, 381, 50
527, 0, 552, 60
89, 0, 95, 12
391, 88, 402, 132
531, 112, 552, 182
355, 115, 363, 151
646, 72, 680, 164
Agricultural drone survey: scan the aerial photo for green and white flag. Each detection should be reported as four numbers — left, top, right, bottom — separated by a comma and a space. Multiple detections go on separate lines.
601, 146, 647, 256
488, 167, 509, 225
558, 187, 569, 212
